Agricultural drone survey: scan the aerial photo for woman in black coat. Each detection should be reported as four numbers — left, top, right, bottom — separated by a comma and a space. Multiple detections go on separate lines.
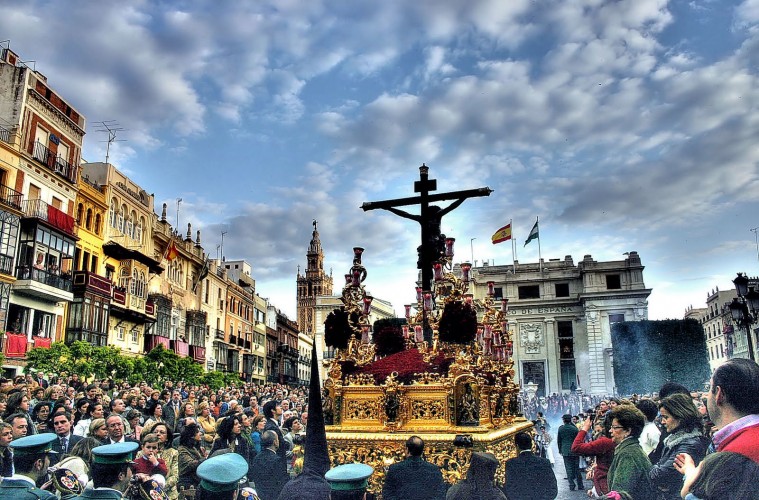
210, 414, 254, 481
649, 394, 710, 500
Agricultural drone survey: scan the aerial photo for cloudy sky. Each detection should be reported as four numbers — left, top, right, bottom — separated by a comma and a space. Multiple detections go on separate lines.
2, 0, 758, 321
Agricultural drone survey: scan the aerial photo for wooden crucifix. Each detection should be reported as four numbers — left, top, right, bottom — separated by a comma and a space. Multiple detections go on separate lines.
362, 164, 492, 339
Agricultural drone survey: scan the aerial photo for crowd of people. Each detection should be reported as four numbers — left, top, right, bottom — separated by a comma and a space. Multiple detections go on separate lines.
528, 357, 759, 499
0, 357, 758, 500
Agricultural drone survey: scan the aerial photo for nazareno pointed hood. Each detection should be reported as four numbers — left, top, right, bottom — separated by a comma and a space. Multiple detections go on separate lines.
276, 342, 331, 499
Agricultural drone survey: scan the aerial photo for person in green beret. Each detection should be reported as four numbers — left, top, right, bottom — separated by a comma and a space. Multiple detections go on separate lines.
196, 452, 249, 500
0, 433, 58, 500
70, 442, 139, 500
325, 462, 374, 500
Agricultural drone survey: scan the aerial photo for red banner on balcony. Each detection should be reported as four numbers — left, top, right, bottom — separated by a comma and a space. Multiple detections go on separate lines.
172, 340, 189, 357
145, 335, 170, 352
5, 333, 28, 357
191, 345, 206, 363
33, 336, 52, 348
46, 204, 75, 234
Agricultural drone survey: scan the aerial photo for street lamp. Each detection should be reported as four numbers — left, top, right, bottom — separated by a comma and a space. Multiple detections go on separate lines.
729, 273, 759, 361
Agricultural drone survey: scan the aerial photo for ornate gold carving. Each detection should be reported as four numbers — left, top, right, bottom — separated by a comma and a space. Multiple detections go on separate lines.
412, 372, 443, 384
345, 399, 379, 420
345, 373, 375, 386
325, 421, 531, 495
411, 399, 446, 420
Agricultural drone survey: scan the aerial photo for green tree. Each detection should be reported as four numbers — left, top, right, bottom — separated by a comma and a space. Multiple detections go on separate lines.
612, 319, 710, 395
25, 342, 73, 375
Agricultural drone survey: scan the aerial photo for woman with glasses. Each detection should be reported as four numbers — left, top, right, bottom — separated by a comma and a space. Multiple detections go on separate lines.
606, 405, 655, 500
650, 394, 710, 500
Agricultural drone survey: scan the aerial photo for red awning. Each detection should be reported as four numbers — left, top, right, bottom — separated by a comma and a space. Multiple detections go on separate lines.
5, 333, 28, 357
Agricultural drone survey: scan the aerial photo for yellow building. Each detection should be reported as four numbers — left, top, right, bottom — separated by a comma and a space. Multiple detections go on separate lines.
80, 162, 161, 356
148, 208, 209, 365
65, 176, 111, 346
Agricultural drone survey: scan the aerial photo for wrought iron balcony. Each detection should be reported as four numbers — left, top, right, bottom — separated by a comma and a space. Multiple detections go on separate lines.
32, 141, 78, 184
0, 183, 22, 211
0, 125, 11, 144
0, 253, 13, 276
15, 265, 73, 292
22, 199, 76, 236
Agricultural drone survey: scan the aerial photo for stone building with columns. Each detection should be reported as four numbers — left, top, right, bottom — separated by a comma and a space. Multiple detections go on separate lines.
470, 251, 650, 396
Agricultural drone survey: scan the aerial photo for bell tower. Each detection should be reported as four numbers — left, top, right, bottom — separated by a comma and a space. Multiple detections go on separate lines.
297, 220, 333, 335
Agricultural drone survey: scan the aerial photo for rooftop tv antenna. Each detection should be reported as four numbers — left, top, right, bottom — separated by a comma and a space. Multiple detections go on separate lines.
95, 120, 127, 164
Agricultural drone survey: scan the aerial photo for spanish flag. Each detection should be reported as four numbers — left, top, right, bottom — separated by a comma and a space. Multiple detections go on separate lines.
165, 240, 179, 261
491, 223, 512, 244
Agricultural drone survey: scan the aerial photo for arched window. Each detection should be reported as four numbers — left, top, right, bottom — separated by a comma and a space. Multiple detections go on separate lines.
85, 208, 93, 230
110, 199, 118, 228
118, 204, 127, 233
131, 268, 146, 298
94, 213, 101, 235
76, 203, 84, 225
127, 210, 137, 239
119, 264, 131, 289
135, 216, 144, 243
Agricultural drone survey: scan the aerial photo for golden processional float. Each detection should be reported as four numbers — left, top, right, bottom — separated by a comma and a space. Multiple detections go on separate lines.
322, 242, 531, 494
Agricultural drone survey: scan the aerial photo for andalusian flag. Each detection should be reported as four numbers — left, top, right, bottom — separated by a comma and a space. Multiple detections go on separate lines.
524, 218, 539, 247
491, 223, 512, 244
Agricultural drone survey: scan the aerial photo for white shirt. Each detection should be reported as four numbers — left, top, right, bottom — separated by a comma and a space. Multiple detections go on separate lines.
639, 421, 661, 455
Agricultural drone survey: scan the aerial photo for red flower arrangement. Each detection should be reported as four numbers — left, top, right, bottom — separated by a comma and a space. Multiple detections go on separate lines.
354, 348, 452, 384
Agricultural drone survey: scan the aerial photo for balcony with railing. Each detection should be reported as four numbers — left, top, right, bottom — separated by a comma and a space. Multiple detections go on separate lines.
0, 125, 11, 145
15, 265, 73, 294
214, 328, 225, 340
72, 271, 112, 298
22, 199, 76, 236
31, 141, 78, 184
0, 253, 13, 276
0, 183, 22, 211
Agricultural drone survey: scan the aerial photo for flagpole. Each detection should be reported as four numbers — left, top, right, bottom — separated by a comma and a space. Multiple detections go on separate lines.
510, 218, 515, 269
537, 216, 542, 273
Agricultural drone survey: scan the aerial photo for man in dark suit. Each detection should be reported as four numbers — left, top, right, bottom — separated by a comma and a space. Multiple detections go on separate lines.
34, 372, 48, 390
382, 435, 446, 500
49, 412, 83, 466
104, 415, 137, 445
557, 413, 584, 491
249, 430, 288, 500
162, 391, 182, 433
503, 431, 558, 500
262, 400, 287, 466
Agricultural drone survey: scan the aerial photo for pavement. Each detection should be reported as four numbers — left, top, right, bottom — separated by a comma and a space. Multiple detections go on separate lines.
548, 429, 593, 500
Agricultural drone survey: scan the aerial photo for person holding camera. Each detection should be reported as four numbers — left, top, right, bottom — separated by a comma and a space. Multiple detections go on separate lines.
571, 412, 615, 496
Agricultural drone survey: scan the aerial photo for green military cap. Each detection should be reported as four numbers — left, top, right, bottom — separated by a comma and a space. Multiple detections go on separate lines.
10, 433, 58, 456
196, 453, 248, 492
91, 442, 139, 464
325, 463, 374, 491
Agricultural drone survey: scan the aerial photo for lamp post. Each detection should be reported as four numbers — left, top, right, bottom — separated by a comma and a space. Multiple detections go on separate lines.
729, 273, 759, 362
